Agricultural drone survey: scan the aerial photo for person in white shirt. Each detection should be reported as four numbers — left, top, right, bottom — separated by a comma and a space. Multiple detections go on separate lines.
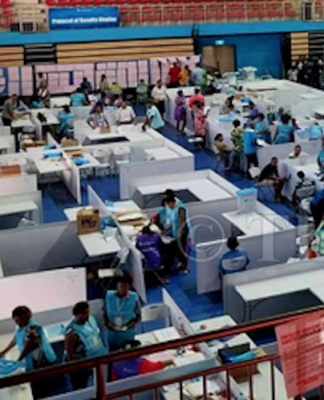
116, 101, 136, 125
151, 80, 169, 119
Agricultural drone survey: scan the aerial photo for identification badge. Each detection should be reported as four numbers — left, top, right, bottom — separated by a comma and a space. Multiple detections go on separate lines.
93, 336, 99, 347
115, 316, 122, 327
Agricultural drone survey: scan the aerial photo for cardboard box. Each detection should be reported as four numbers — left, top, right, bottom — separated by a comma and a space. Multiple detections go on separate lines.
61, 138, 80, 148
0, 165, 21, 177
77, 208, 100, 235
100, 126, 110, 134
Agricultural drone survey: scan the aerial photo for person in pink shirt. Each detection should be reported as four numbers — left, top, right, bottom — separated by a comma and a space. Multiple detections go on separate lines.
189, 88, 205, 109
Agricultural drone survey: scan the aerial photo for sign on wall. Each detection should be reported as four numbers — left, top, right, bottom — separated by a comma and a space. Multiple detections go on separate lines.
49, 7, 119, 30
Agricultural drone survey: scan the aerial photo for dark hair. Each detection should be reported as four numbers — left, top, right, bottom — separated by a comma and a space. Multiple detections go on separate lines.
38, 72, 43, 78
249, 101, 255, 108
164, 189, 175, 197
233, 119, 241, 128
177, 90, 183, 96
101, 74, 106, 79
215, 133, 223, 141
142, 225, 154, 235
165, 194, 176, 203
297, 171, 305, 179
227, 236, 239, 251
194, 88, 200, 95
271, 157, 278, 162
83, 77, 87, 82
100, 92, 107, 99
95, 103, 103, 111
63, 105, 70, 113
72, 301, 89, 316
281, 113, 291, 124
258, 113, 265, 121
117, 275, 133, 285
295, 144, 301, 150
76, 87, 82, 93
12, 306, 32, 319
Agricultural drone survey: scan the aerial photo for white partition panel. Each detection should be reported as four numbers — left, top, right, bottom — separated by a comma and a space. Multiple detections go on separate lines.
61, 155, 81, 204
88, 185, 110, 217
0, 268, 86, 321
0, 174, 37, 197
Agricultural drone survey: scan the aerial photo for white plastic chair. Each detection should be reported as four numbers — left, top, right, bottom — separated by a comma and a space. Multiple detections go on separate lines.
141, 303, 171, 332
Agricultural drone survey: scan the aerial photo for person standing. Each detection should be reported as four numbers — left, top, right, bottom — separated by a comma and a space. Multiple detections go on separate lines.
194, 101, 208, 148
65, 301, 106, 390
310, 190, 324, 228
274, 114, 294, 144
104, 276, 141, 351
151, 80, 168, 119
193, 63, 204, 87
0, 306, 57, 399
143, 100, 165, 131
174, 90, 187, 133
179, 65, 192, 87
70, 88, 87, 107
2, 93, 18, 126
243, 124, 258, 174
254, 113, 270, 143
136, 79, 149, 104
37, 73, 48, 98
230, 119, 244, 172
99, 74, 109, 93
189, 88, 205, 109
168, 62, 181, 88
318, 141, 324, 173
81, 77, 93, 95
116, 101, 136, 125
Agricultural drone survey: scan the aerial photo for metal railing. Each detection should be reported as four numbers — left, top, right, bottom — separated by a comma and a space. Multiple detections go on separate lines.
1, 304, 324, 400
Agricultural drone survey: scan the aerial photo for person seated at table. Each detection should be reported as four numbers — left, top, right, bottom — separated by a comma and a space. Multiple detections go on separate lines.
174, 89, 187, 134
311, 189, 324, 228
116, 101, 136, 125
104, 275, 141, 351
30, 95, 45, 109
318, 143, 324, 175
1, 93, 18, 126
87, 103, 109, 130
292, 171, 316, 208
99, 74, 109, 94
309, 122, 323, 141
65, 301, 106, 391
214, 133, 232, 167
189, 88, 205, 109
112, 340, 173, 380
136, 79, 149, 104
230, 119, 244, 172
243, 123, 258, 175
110, 81, 123, 98
220, 96, 234, 115
248, 101, 258, 120
291, 118, 300, 133
70, 87, 87, 107
259, 157, 284, 202
80, 77, 93, 95
0, 306, 57, 399
91, 92, 108, 113
288, 144, 308, 159
165, 194, 191, 275
273, 107, 284, 122
58, 105, 75, 138
254, 113, 270, 143
136, 225, 170, 284
218, 237, 249, 277
143, 100, 165, 131
274, 113, 294, 144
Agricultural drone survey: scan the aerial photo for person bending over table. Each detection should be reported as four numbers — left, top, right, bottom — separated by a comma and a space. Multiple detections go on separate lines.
259, 157, 284, 202
58, 105, 75, 139
70, 87, 88, 107
143, 100, 165, 132
104, 276, 141, 351
116, 101, 136, 125
0, 306, 57, 399
215, 133, 232, 167
218, 237, 250, 277
274, 113, 294, 144
310, 189, 324, 228
87, 103, 109, 130
317, 141, 324, 174
112, 340, 173, 380
65, 301, 106, 391
1, 93, 19, 126
165, 194, 191, 275
136, 224, 172, 284
254, 113, 270, 143
292, 171, 316, 209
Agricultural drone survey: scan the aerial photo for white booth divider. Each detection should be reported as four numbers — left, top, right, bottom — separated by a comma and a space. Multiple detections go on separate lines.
61, 154, 82, 204
0, 268, 86, 321
223, 258, 324, 324
196, 202, 296, 294
0, 174, 37, 197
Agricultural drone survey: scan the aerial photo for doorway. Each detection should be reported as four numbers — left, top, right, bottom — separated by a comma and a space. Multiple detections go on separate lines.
202, 45, 236, 73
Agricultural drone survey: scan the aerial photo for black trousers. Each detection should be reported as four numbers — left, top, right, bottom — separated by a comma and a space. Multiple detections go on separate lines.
156, 101, 165, 116
246, 153, 258, 170
2, 117, 11, 126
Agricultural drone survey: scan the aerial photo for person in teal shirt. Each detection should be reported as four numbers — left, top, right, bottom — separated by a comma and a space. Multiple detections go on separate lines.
0, 306, 57, 399
318, 142, 324, 173
254, 113, 271, 143
70, 87, 87, 107
30, 96, 45, 109
274, 114, 294, 144
144, 100, 165, 131
243, 125, 258, 173
58, 105, 74, 138
309, 123, 323, 141
104, 276, 141, 351
65, 301, 106, 390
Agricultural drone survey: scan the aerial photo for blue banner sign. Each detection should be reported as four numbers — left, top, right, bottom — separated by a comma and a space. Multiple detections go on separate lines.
49, 7, 119, 30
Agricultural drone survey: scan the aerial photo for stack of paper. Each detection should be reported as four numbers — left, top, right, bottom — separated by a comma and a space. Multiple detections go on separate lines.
173, 352, 205, 367
153, 327, 180, 343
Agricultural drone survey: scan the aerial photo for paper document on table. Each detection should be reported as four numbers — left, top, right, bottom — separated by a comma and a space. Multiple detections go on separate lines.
173, 352, 205, 367
185, 379, 221, 398
153, 327, 180, 343
135, 332, 157, 346
145, 350, 176, 363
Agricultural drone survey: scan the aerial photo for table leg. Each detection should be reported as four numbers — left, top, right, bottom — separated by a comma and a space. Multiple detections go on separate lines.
12, 129, 20, 153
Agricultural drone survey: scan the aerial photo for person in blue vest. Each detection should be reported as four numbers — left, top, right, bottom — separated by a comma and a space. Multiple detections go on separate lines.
111, 340, 173, 380
273, 107, 284, 122
274, 113, 294, 144
310, 189, 324, 228
104, 276, 141, 351
70, 87, 87, 107
254, 113, 271, 143
218, 237, 250, 278
57, 105, 74, 139
165, 194, 191, 275
0, 306, 57, 399
317, 141, 324, 174
309, 122, 323, 141
64, 301, 106, 390
243, 123, 258, 175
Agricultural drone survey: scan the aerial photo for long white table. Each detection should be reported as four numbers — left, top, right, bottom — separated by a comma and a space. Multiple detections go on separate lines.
33, 158, 67, 175
78, 231, 121, 258
223, 211, 280, 236
137, 178, 232, 202
0, 201, 37, 218
144, 147, 180, 161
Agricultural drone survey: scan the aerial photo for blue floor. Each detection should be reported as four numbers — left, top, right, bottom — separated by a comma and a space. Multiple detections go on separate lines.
41, 109, 298, 325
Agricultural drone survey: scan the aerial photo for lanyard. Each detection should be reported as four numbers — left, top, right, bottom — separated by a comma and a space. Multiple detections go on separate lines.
115, 296, 127, 315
